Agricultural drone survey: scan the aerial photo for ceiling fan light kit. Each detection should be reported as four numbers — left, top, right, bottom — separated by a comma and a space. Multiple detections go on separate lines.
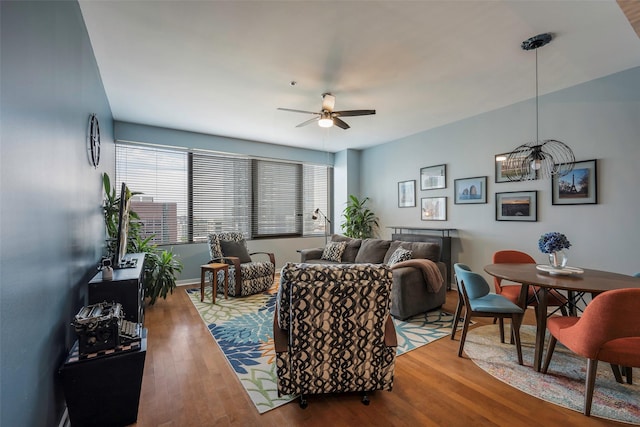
318, 111, 334, 128
278, 93, 375, 130
505, 33, 575, 181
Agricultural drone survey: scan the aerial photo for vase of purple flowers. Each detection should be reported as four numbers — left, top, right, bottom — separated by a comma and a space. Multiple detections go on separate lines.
538, 232, 571, 269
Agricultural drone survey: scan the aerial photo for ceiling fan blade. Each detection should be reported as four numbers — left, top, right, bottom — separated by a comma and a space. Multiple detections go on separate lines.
296, 117, 320, 127
322, 93, 335, 111
277, 108, 319, 115
333, 109, 376, 117
333, 117, 350, 130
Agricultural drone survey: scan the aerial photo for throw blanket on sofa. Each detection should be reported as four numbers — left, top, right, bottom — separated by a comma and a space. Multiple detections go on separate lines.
392, 259, 443, 293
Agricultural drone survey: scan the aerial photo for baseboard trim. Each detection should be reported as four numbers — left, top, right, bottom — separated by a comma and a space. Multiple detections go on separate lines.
177, 279, 199, 287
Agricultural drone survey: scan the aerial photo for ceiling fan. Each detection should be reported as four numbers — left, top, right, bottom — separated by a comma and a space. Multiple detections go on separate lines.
277, 93, 375, 130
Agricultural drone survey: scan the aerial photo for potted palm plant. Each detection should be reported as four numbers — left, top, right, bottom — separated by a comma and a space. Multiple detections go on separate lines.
102, 173, 183, 305
341, 195, 378, 239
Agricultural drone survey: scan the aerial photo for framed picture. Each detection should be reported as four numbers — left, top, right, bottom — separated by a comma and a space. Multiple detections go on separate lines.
420, 164, 446, 190
496, 191, 537, 221
398, 180, 416, 207
454, 176, 487, 204
552, 159, 598, 205
495, 152, 536, 183
421, 197, 447, 221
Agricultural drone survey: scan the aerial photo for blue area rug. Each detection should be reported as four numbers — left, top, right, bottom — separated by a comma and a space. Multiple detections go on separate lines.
464, 324, 640, 424
187, 286, 456, 414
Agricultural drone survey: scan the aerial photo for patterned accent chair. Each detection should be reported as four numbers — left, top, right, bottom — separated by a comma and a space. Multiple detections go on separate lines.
207, 232, 275, 297
274, 263, 397, 408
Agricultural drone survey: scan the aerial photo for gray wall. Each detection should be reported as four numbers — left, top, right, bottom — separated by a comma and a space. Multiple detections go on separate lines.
361, 66, 640, 286
333, 149, 362, 234
0, 2, 113, 426
115, 120, 334, 165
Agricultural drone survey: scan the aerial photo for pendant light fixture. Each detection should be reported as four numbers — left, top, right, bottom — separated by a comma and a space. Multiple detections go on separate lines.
505, 33, 575, 181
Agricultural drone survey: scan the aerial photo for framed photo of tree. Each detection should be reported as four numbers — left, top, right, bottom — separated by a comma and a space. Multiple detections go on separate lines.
421, 197, 447, 221
551, 159, 598, 205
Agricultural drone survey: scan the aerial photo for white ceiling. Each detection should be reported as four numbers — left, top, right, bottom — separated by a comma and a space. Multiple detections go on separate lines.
79, 1, 640, 153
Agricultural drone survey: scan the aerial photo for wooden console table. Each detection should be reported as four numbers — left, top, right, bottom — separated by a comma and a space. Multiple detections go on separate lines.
387, 226, 457, 289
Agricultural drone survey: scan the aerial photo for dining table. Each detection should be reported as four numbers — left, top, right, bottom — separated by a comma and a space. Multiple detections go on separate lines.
484, 263, 640, 372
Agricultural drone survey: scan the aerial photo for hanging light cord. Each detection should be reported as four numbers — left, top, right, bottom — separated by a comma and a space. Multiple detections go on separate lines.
535, 48, 539, 144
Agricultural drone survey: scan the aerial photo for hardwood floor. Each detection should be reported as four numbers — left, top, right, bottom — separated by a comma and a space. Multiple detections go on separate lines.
135, 285, 624, 427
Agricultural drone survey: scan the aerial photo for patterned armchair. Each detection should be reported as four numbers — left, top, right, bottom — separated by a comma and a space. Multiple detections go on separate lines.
207, 232, 275, 297
274, 263, 397, 408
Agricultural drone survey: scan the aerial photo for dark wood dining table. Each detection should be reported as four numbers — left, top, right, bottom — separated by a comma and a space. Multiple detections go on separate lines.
484, 263, 640, 372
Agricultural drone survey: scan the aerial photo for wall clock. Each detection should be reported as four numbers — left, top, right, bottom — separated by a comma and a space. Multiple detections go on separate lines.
88, 113, 101, 168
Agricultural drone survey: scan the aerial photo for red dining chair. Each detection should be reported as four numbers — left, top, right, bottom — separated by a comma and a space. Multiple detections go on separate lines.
492, 250, 569, 322
542, 288, 640, 416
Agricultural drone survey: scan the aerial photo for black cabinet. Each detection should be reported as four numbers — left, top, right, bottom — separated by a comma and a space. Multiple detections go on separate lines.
88, 253, 145, 324
59, 336, 146, 427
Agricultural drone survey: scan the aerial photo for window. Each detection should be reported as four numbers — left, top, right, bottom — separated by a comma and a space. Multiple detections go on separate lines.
115, 143, 331, 244
252, 160, 302, 237
116, 145, 188, 244
192, 154, 251, 241
303, 164, 331, 236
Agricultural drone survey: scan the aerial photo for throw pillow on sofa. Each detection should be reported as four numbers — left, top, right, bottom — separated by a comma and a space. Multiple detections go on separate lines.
387, 248, 413, 266
321, 241, 347, 262
329, 234, 362, 263
355, 239, 391, 264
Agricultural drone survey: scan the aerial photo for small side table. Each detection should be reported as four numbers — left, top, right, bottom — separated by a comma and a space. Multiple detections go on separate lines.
200, 263, 229, 303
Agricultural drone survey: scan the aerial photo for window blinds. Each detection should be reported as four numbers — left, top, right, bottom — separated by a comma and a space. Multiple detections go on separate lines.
115, 143, 331, 244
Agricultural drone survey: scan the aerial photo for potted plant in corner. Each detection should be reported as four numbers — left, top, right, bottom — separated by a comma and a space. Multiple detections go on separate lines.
102, 173, 183, 305
341, 194, 379, 238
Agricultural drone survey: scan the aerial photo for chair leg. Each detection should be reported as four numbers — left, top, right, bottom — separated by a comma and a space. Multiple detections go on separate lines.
451, 298, 464, 340
542, 335, 557, 374
611, 364, 624, 383
511, 314, 523, 365
498, 318, 505, 344
624, 366, 633, 385
458, 313, 472, 358
509, 318, 515, 345
584, 358, 599, 416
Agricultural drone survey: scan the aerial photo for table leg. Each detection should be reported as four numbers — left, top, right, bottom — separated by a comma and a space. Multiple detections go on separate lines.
212, 269, 218, 304
567, 290, 576, 316
513, 283, 529, 346
223, 267, 228, 299
200, 268, 205, 302
534, 287, 548, 372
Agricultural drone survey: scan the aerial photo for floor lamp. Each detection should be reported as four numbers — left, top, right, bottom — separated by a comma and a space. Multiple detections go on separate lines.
312, 208, 331, 244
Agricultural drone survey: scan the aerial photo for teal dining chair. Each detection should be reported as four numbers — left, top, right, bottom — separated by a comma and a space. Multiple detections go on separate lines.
451, 263, 524, 365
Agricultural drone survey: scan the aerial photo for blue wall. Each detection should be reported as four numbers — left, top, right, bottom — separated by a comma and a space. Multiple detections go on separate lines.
0, 2, 113, 426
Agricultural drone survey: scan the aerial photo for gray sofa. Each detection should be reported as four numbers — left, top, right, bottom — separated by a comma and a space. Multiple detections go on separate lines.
299, 234, 447, 320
